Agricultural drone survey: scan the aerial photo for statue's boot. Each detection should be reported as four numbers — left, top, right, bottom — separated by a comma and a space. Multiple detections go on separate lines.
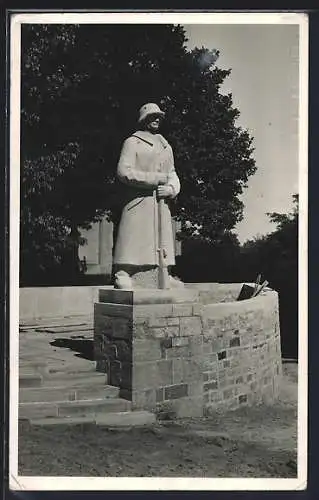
114, 270, 133, 290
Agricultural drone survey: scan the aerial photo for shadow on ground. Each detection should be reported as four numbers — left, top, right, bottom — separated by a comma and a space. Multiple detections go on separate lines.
49, 337, 94, 361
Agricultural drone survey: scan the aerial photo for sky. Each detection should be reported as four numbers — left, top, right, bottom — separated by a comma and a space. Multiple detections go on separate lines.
184, 24, 299, 243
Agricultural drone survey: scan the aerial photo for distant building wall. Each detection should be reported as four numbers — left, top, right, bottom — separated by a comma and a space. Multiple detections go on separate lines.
78, 218, 113, 275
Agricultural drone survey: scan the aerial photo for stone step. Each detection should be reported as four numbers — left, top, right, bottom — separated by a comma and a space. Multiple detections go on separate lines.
26, 416, 95, 426
95, 410, 156, 427
46, 362, 96, 376
43, 371, 107, 387
34, 325, 93, 334
58, 398, 131, 418
27, 410, 156, 427
19, 316, 92, 330
19, 361, 49, 374
19, 384, 119, 403
19, 372, 43, 388
19, 361, 100, 379
19, 398, 131, 420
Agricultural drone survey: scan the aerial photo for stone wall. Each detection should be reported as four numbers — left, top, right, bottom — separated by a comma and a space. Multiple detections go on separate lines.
20, 286, 113, 323
94, 284, 282, 418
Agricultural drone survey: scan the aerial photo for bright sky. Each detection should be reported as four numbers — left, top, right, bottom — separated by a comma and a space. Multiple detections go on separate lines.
184, 24, 299, 242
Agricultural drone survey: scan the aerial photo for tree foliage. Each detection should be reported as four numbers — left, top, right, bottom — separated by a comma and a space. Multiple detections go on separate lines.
21, 24, 256, 281
240, 195, 299, 358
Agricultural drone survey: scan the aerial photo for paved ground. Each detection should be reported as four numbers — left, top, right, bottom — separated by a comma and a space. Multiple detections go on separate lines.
19, 315, 96, 373
18, 317, 298, 478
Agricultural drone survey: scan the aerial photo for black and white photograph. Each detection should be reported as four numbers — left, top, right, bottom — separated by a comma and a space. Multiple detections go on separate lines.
9, 11, 307, 490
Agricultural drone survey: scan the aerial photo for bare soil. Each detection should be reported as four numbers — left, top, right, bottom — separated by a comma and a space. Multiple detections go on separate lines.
18, 362, 297, 478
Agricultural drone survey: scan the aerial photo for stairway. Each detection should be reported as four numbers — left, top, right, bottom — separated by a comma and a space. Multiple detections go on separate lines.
19, 317, 155, 427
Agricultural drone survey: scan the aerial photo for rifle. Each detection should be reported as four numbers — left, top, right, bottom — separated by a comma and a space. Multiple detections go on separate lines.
157, 198, 170, 289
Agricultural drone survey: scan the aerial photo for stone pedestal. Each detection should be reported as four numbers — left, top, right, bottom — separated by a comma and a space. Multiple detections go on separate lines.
94, 284, 282, 418
94, 287, 204, 418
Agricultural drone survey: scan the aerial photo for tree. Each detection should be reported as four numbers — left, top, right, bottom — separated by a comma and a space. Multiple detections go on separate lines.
21, 24, 257, 280
240, 195, 299, 358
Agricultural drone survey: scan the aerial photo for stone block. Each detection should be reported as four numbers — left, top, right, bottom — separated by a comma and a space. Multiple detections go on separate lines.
149, 317, 168, 328
203, 393, 210, 404
133, 339, 162, 362
188, 380, 203, 397
96, 410, 156, 427
193, 303, 204, 316
29, 416, 95, 427
19, 373, 43, 388
100, 342, 117, 361
211, 338, 222, 353
167, 317, 180, 326
182, 357, 203, 381
58, 398, 131, 417
188, 336, 204, 356
200, 354, 218, 371
95, 315, 132, 340
172, 357, 202, 384
203, 370, 217, 382
156, 388, 164, 402
172, 358, 183, 384
209, 390, 222, 403
133, 321, 150, 338
96, 359, 108, 373
164, 383, 188, 400
132, 388, 157, 410
172, 304, 193, 317
134, 304, 173, 319
151, 326, 179, 338
166, 346, 190, 359
95, 302, 133, 319
109, 360, 132, 389
157, 396, 203, 418
217, 350, 227, 361
204, 380, 218, 391
114, 339, 132, 362
111, 318, 132, 339
20, 402, 59, 420
176, 396, 203, 417
101, 288, 199, 305
238, 394, 248, 404
229, 337, 240, 348
223, 388, 234, 400
172, 337, 189, 347
180, 317, 202, 337
160, 338, 172, 349
134, 360, 173, 390
261, 384, 275, 405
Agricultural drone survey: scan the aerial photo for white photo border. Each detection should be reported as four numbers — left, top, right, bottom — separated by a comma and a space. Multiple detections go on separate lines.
9, 11, 308, 491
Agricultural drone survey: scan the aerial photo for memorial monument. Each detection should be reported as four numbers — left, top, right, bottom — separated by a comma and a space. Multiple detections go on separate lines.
113, 102, 183, 290
94, 103, 282, 419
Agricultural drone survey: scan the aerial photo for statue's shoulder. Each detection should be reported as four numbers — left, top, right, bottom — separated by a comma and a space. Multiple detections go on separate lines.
157, 134, 171, 150
129, 130, 154, 147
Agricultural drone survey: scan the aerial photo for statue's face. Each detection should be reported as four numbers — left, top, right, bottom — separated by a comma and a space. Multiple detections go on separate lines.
144, 114, 161, 133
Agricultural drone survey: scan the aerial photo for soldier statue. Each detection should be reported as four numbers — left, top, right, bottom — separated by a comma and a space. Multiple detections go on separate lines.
113, 103, 183, 290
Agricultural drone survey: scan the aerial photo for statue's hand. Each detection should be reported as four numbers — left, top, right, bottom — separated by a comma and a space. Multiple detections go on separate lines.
157, 184, 174, 199
158, 173, 168, 185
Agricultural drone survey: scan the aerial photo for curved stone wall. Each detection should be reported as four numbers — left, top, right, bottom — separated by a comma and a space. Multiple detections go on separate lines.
198, 284, 282, 414
94, 283, 282, 418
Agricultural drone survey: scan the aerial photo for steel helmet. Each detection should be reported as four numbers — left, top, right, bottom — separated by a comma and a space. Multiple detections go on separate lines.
138, 103, 165, 124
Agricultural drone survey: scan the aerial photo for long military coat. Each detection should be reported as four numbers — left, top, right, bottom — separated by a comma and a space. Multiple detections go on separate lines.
113, 130, 180, 267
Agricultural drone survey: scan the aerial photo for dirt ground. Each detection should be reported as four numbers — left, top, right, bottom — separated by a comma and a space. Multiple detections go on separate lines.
18, 362, 298, 478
